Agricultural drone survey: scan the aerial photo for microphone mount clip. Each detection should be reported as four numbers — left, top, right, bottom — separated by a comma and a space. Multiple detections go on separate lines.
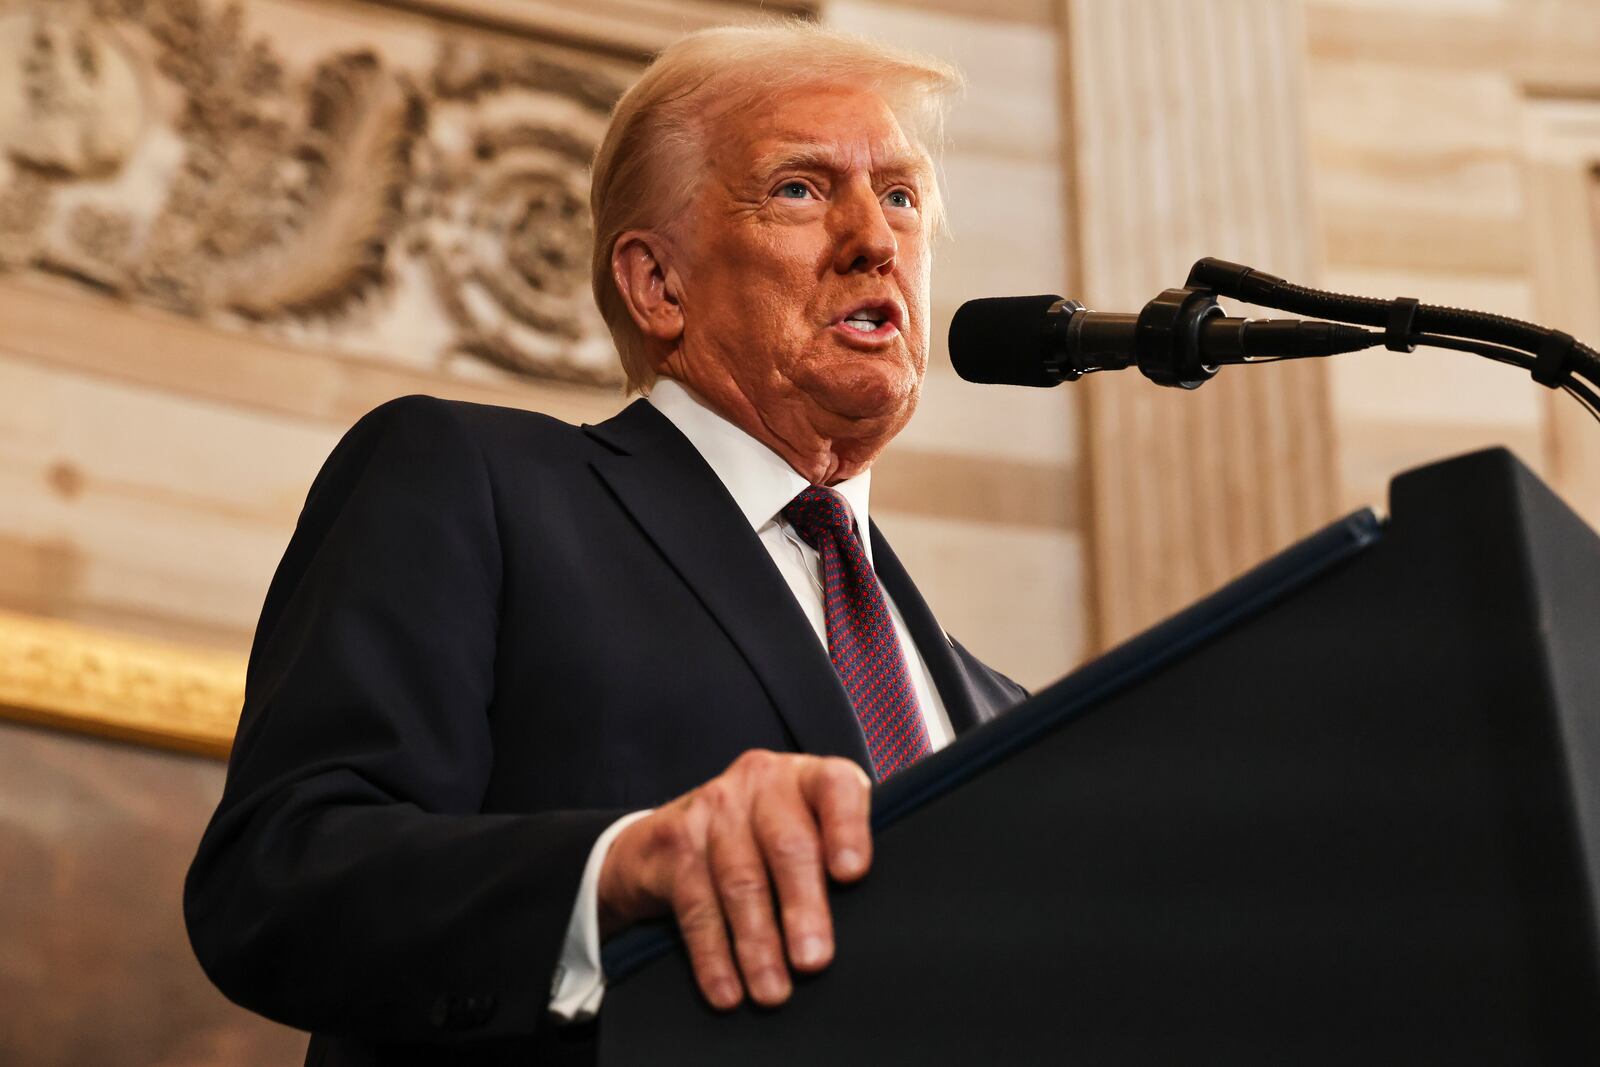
1134, 287, 1224, 390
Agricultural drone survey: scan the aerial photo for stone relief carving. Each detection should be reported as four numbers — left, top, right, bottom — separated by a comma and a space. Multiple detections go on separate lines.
0, 0, 630, 387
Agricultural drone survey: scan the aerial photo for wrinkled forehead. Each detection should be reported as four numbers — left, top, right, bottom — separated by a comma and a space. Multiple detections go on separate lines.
702, 83, 934, 185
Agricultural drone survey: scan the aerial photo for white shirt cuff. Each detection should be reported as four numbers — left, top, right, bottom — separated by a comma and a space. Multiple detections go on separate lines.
547, 809, 654, 1023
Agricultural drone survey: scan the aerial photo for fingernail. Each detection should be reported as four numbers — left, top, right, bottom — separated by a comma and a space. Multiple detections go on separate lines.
796, 936, 828, 967
835, 848, 863, 875
753, 970, 789, 1003
710, 979, 740, 1009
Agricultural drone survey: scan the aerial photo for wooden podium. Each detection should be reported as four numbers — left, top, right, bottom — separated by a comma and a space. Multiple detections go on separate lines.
597, 449, 1600, 1065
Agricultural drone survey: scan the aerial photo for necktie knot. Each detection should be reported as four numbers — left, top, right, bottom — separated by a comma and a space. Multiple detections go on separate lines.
781, 485, 856, 551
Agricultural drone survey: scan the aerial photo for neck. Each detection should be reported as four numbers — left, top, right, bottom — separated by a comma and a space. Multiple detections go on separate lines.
658, 365, 904, 485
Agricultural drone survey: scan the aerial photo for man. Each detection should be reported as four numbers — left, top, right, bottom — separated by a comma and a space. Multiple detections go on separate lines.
185, 22, 1025, 1065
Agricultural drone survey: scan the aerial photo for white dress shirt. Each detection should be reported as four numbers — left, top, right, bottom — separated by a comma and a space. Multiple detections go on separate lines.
547, 377, 954, 1021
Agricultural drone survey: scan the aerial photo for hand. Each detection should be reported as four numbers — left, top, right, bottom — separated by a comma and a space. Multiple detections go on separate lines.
596, 750, 873, 1010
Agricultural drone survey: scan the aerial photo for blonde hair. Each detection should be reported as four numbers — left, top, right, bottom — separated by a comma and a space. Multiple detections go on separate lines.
589, 21, 963, 392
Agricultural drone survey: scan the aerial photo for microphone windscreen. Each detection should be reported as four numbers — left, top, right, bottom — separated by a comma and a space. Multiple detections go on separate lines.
948, 295, 1065, 387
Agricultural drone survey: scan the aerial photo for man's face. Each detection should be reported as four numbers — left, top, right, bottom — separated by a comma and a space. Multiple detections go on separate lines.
668, 83, 933, 438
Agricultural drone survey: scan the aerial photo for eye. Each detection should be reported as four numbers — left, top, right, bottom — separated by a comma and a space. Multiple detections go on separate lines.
884, 188, 915, 209
774, 180, 814, 200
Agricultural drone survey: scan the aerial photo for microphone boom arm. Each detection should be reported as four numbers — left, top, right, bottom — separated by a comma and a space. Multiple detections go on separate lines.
1183, 257, 1600, 421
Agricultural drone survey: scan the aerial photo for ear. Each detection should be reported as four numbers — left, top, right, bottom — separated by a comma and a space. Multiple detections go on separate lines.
611, 231, 685, 349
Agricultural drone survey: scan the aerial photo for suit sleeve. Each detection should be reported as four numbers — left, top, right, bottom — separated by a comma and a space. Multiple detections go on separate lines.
183, 394, 626, 1042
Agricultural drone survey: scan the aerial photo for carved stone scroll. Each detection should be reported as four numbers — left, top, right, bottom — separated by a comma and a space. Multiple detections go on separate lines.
0, 0, 635, 387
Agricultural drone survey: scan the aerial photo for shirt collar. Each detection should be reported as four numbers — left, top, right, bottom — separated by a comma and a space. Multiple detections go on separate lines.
647, 377, 874, 548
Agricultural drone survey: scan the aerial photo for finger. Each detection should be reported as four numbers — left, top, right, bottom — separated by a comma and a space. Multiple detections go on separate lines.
708, 805, 791, 1006
800, 757, 874, 882
671, 855, 743, 1011
751, 781, 833, 974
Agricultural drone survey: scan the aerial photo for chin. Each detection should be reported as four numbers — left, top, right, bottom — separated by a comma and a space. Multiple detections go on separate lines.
798, 354, 921, 423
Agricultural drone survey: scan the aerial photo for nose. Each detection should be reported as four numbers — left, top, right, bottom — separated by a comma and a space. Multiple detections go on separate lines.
829, 183, 897, 276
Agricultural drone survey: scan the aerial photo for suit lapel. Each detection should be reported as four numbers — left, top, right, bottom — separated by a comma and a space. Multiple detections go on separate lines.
585, 401, 872, 770
868, 522, 991, 735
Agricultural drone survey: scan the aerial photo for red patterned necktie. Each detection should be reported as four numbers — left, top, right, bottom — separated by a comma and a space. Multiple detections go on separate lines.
781, 486, 931, 781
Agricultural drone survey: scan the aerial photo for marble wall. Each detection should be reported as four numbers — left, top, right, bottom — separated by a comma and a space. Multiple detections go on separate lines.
1302, 0, 1600, 527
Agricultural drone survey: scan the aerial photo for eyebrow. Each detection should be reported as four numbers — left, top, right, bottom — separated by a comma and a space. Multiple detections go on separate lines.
750, 140, 932, 185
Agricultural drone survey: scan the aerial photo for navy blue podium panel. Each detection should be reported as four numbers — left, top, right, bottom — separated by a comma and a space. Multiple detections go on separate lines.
600, 448, 1600, 1065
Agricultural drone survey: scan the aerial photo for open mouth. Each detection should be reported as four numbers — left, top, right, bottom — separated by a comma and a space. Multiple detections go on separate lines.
835, 303, 901, 337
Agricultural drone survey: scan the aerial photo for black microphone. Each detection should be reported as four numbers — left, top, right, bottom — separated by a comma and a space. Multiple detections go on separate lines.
950, 289, 1379, 390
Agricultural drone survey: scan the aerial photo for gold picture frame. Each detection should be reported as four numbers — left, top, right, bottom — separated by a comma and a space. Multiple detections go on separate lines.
0, 609, 244, 759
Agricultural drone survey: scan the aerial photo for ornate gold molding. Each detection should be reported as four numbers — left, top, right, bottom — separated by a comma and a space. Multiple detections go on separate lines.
0, 608, 243, 758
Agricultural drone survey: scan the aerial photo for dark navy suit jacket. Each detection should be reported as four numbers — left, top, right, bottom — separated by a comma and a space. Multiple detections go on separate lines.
183, 393, 1026, 1065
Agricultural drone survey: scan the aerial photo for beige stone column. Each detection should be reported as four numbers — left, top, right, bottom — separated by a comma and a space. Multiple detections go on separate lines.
1522, 99, 1600, 532
1061, 0, 1339, 649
